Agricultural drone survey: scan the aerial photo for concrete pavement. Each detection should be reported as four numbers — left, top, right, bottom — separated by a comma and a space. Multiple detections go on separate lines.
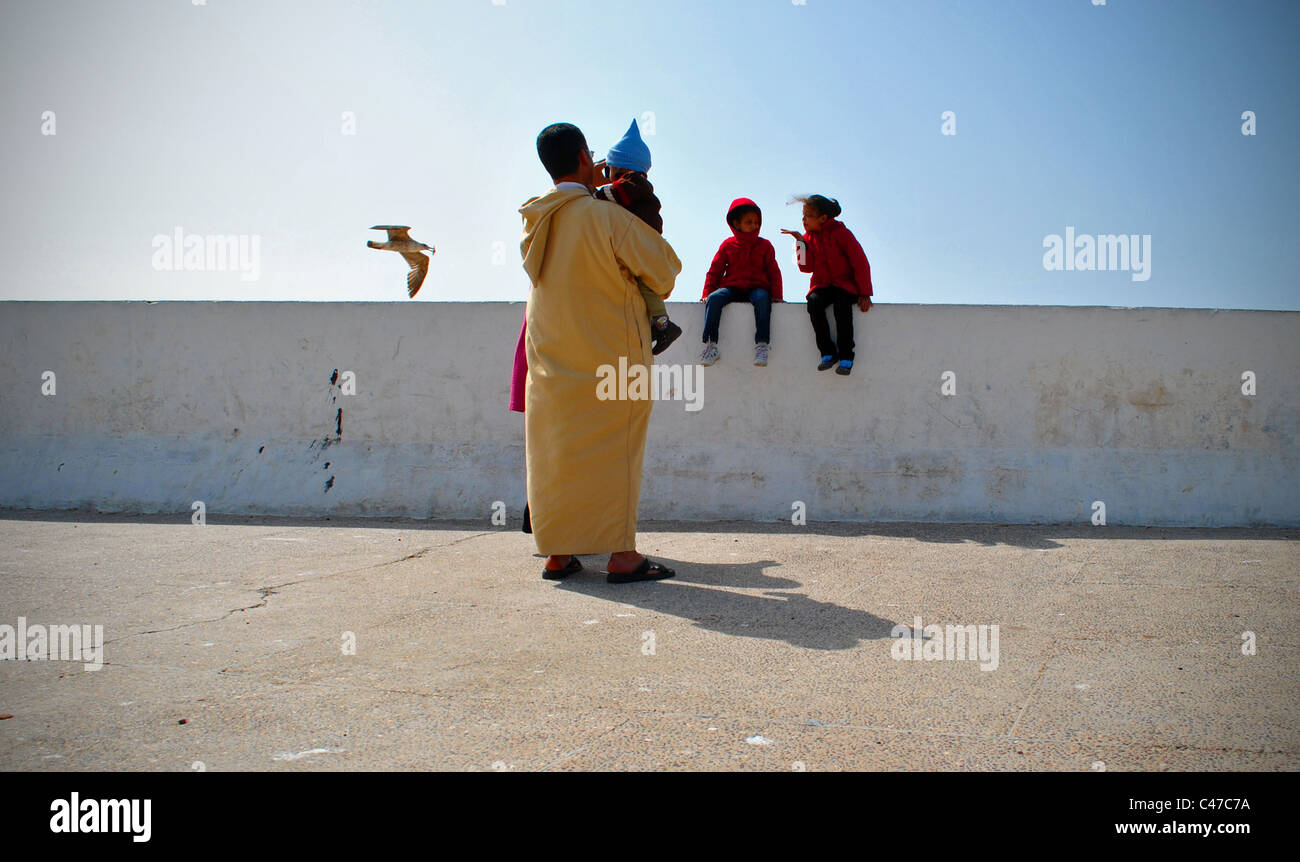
1, 510, 1296, 771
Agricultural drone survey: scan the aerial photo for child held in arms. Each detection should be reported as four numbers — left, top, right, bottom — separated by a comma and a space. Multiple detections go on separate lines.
594, 119, 683, 355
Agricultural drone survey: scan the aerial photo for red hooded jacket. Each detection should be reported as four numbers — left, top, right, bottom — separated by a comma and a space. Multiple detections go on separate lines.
702, 198, 784, 301
796, 218, 873, 299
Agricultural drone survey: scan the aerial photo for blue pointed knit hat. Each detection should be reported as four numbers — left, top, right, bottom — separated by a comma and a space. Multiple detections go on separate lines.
605, 119, 651, 173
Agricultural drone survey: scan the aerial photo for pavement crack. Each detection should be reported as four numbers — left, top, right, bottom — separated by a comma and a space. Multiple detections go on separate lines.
541, 716, 633, 772
107, 582, 296, 644
102, 546, 468, 647
1006, 640, 1055, 739
435, 531, 494, 550
392, 548, 433, 564
368, 531, 491, 568
1065, 546, 1098, 586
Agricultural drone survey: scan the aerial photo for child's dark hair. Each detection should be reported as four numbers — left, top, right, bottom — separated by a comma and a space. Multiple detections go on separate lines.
791, 194, 841, 219
727, 203, 760, 227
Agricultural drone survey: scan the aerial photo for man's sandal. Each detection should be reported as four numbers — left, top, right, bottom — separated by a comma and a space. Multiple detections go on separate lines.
607, 557, 676, 584
542, 555, 582, 580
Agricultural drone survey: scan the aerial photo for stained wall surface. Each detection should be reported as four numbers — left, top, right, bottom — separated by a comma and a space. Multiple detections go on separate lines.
1, 301, 1295, 526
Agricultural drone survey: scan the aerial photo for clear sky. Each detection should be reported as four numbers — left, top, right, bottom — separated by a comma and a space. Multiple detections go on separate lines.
2, 0, 1297, 309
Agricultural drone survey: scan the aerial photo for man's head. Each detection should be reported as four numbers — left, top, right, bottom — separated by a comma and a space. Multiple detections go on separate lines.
536, 123, 594, 187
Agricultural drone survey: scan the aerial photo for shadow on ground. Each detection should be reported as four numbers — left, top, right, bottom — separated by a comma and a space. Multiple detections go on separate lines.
3, 509, 1294, 553
552, 556, 899, 651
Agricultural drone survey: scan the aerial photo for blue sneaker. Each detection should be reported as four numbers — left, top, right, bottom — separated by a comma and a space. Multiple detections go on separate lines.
836, 359, 853, 376
817, 355, 836, 371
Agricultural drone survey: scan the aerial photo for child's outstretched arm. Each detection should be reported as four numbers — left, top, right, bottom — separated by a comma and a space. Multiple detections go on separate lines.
781, 229, 814, 273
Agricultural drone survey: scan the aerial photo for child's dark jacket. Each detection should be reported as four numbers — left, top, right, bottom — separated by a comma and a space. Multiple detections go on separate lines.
595, 172, 663, 234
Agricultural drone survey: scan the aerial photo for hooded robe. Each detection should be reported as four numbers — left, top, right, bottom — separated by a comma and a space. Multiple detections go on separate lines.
519, 185, 681, 555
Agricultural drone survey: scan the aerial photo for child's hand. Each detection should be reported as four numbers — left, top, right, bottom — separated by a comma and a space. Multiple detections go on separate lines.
858, 297, 872, 313
780, 229, 803, 240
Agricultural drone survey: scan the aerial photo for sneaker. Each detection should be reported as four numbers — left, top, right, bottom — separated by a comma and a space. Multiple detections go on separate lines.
817, 355, 837, 371
836, 359, 853, 376
652, 320, 683, 356
754, 342, 769, 366
700, 341, 720, 366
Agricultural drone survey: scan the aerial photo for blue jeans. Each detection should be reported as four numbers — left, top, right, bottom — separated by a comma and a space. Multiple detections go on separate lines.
702, 287, 772, 344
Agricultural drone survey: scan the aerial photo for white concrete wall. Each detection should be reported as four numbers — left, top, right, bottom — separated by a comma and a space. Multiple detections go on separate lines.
1, 301, 1296, 526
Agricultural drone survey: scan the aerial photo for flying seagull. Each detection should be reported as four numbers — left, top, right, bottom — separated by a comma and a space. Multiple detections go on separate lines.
367, 226, 435, 297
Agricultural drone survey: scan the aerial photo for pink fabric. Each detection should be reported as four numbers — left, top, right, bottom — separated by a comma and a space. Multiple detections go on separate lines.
508, 315, 527, 413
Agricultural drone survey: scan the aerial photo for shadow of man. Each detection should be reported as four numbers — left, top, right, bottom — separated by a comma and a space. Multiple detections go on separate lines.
555, 557, 898, 651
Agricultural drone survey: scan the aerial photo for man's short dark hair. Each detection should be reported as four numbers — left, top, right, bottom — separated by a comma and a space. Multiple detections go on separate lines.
536, 123, 587, 181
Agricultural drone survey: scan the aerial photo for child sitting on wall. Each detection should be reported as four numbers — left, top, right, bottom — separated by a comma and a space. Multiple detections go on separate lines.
699, 198, 783, 366
781, 194, 873, 375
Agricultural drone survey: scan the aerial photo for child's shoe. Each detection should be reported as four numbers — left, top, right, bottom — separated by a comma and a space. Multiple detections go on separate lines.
700, 341, 720, 366
652, 319, 683, 356
836, 359, 853, 376
754, 342, 769, 366
817, 355, 837, 371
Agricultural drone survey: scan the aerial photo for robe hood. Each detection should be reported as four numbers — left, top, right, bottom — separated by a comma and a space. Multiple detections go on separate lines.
519, 186, 591, 282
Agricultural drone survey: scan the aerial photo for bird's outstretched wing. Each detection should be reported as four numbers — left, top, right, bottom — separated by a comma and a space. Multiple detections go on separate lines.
371, 225, 411, 241
400, 251, 430, 297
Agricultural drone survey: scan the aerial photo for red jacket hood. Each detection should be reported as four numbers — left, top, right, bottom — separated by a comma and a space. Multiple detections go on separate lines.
726, 197, 762, 240
702, 199, 783, 301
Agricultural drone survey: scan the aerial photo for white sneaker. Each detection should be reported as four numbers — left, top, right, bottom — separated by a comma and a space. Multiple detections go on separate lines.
754, 342, 769, 366
700, 341, 719, 366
